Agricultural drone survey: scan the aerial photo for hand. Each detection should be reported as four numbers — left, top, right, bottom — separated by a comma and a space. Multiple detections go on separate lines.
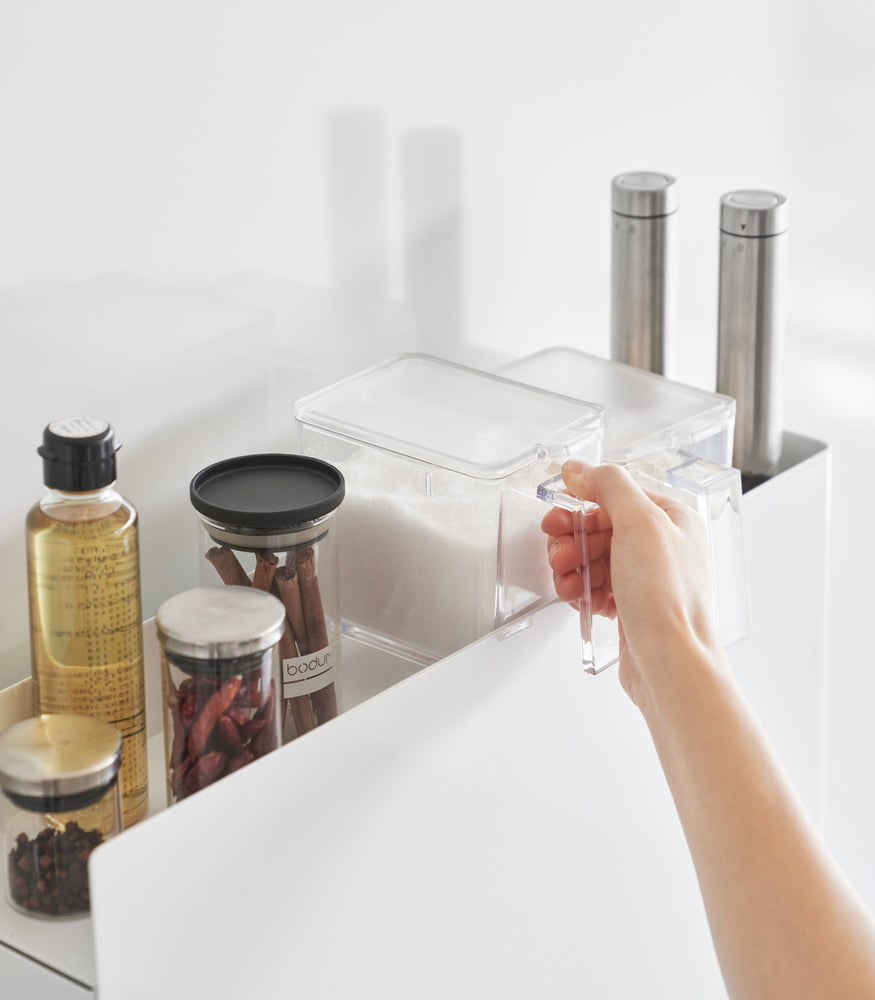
541, 460, 722, 706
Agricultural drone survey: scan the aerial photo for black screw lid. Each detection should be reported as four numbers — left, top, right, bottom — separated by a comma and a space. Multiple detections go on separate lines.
37, 417, 118, 491
190, 454, 345, 530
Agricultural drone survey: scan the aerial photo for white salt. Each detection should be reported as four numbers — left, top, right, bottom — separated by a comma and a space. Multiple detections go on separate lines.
335, 450, 553, 663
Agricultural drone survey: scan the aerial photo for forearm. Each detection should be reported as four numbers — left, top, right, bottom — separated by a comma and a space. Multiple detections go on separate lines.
640, 640, 875, 1000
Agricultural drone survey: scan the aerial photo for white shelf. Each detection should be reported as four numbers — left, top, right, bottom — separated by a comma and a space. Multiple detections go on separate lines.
0, 629, 422, 994
1, 433, 831, 998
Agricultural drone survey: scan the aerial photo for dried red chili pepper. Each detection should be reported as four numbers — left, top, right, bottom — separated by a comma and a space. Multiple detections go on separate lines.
187, 675, 242, 759
182, 750, 227, 797
216, 715, 243, 755
251, 717, 278, 758
169, 701, 187, 767
226, 748, 255, 775
166, 665, 279, 803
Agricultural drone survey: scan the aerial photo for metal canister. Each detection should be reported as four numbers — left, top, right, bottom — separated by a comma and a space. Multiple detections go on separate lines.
716, 190, 788, 485
610, 171, 678, 376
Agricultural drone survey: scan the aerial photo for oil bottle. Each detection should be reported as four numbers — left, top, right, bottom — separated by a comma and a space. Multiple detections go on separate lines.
25, 417, 148, 827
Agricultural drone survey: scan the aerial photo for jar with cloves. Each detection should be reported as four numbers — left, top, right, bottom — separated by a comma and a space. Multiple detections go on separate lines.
0, 714, 122, 919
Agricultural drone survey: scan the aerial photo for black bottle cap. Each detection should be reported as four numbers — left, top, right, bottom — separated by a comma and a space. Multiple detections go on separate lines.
37, 417, 118, 491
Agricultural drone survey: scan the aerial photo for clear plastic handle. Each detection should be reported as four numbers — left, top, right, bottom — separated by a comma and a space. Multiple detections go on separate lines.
536, 473, 609, 674
538, 452, 751, 675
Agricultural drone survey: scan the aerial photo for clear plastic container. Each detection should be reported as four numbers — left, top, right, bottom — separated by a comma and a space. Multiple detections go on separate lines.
189, 455, 345, 742
294, 354, 605, 664
500, 347, 750, 671
156, 587, 286, 802
0, 714, 122, 918
499, 347, 735, 466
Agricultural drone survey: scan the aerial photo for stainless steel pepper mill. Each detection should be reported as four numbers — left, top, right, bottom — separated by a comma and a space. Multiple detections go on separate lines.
610, 171, 678, 376
716, 190, 788, 486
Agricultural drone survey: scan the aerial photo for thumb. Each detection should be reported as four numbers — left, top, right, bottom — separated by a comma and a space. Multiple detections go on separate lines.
561, 459, 651, 529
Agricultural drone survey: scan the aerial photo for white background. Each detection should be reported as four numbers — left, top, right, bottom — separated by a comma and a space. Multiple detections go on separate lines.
1, 0, 874, 933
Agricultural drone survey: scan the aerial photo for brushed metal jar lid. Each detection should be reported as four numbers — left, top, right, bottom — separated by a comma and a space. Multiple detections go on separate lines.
156, 586, 286, 661
611, 172, 678, 218
0, 714, 122, 801
720, 190, 788, 237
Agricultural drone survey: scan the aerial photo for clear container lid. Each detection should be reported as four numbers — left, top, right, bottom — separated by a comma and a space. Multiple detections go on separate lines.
294, 354, 605, 479
498, 348, 735, 465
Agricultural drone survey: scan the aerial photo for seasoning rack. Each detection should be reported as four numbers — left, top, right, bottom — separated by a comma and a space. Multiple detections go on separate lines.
0, 432, 830, 999
0, 624, 421, 996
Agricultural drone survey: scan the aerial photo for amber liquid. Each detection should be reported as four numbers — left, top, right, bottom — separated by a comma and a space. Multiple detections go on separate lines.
26, 491, 148, 827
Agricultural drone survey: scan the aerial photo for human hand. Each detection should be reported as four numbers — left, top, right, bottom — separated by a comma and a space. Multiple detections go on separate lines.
541, 460, 723, 705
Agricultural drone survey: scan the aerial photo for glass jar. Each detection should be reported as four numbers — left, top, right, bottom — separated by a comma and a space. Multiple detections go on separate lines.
0, 714, 122, 918
156, 586, 285, 805
189, 454, 345, 744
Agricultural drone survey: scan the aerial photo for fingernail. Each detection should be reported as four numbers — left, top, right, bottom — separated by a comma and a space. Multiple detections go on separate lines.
563, 458, 587, 475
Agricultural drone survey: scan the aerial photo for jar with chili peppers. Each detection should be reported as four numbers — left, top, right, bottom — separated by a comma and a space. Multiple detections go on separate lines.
156, 586, 285, 806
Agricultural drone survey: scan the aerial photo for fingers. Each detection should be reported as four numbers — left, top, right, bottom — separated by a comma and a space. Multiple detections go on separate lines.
548, 533, 611, 599
541, 503, 613, 539
547, 535, 581, 576
552, 567, 585, 604
546, 523, 610, 573
540, 505, 573, 537
552, 566, 616, 618
561, 460, 651, 531
561, 459, 697, 534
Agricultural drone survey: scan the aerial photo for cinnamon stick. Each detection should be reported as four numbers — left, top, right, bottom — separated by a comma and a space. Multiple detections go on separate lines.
274, 563, 310, 652
277, 616, 317, 737
310, 677, 338, 724
249, 551, 317, 738
251, 551, 278, 592
295, 546, 328, 650
295, 546, 338, 724
206, 546, 251, 587
271, 562, 322, 735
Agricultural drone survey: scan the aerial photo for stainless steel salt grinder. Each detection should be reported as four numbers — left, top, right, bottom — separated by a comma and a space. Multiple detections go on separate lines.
716, 190, 788, 487
610, 171, 678, 375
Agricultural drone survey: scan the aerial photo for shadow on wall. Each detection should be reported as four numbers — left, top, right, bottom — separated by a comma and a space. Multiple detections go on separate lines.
326, 108, 466, 358
0, 110, 469, 688
327, 108, 391, 302
0, 278, 283, 688
401, 126, 465, 357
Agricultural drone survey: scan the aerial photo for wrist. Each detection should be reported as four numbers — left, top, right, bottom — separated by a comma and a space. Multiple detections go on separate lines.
625, 626, 730, 724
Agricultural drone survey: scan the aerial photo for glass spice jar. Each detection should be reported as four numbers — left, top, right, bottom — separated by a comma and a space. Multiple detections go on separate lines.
189, 454, 345, 744
156, 586, 285, 805
0, 714, 122, 919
